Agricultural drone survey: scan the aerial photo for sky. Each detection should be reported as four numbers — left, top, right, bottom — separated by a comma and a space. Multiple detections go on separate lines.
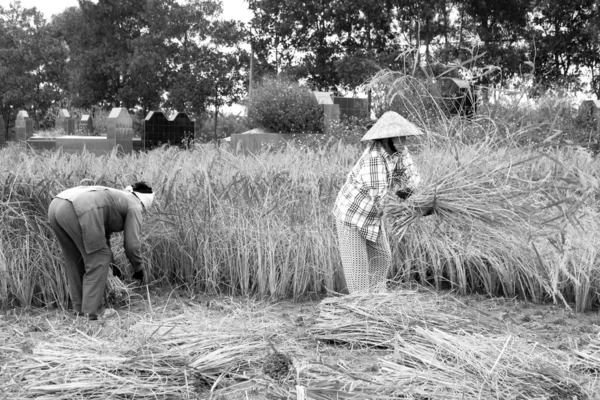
0, 0, 252, 22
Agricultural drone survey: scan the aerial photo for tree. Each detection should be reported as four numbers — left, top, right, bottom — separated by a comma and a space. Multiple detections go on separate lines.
581, 7, 600, 97
53, 0, 248, 126
117, 0, 178, 114
69, 0, 149, 108
166, 9, 249, 140
0, 1, 68, 133
530, 0, 598, 93
249, 0, 399, 94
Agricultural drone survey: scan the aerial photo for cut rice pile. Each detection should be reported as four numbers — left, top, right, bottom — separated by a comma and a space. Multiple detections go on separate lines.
573, 337, 600, 375
1, 294, 597, 399
2, 309, 274, 399
308, 290, 505, 347
302, 292, 592, 399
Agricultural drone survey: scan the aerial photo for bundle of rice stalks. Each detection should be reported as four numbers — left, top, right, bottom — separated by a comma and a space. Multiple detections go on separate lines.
104, 270, 134, 308
386, 147, 593, 238
131, 310, 284, 393
374, 327, 588, 399
308, 291, 504, 348
384, 144, 599, 302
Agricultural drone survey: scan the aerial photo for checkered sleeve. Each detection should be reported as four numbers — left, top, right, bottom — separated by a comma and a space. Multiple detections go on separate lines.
392, 148, 421, 190
402, 151, 421, 189
358, 153, 389, 211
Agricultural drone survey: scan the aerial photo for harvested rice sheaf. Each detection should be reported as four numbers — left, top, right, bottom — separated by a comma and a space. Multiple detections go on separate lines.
305, 292, 592, 399
385, 148, 594, 237
104, 271, 133, 308
383, 146, 600, 304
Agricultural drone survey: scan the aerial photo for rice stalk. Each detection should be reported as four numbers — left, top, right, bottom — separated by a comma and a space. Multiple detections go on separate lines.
104, 271, 134, 308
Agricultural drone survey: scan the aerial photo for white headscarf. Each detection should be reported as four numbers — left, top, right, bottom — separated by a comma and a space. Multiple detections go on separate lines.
125, 185, 155, 211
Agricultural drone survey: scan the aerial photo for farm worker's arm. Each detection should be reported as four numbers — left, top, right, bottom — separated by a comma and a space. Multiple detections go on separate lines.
357, 154, 389, 213
396, 148, 421, 191
123, 208, 144, 273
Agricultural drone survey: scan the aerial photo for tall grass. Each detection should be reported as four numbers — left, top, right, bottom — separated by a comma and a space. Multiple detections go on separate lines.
0, 143, 355, 309
2, 76, 600, 312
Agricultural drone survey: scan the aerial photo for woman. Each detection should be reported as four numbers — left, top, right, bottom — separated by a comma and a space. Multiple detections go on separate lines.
332, 111, 423, 294
48, 182, 154, 320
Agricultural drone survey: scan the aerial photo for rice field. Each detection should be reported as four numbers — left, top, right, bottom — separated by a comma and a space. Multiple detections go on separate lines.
1, 92, 600, 397
1, 131, 599, 311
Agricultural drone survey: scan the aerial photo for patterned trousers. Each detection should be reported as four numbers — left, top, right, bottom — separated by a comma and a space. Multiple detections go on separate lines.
335, 220, 391, 294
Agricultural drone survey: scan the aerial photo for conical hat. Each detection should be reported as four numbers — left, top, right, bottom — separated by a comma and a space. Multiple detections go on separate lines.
361, 111, 423, 141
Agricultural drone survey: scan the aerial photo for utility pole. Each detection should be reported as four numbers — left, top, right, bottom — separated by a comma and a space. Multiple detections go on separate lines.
249, 44, 254, 94
248, 0, 254, 96
214, 82, 219, 143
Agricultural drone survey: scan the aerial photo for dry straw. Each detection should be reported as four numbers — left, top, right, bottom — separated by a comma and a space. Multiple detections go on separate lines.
2, 305, 281, 399
303, 292, 591, 399
1, 294, 597, 399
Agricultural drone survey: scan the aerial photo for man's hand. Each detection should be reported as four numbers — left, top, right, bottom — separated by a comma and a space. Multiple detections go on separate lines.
110, 263, 122, 279
132, 269, 144, 285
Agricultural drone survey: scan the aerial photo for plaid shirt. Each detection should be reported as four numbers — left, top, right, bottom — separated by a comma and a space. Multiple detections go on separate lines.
333, 140, 421, 242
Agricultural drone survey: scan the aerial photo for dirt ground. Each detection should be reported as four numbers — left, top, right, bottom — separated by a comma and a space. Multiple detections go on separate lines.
1, 285, 599, 399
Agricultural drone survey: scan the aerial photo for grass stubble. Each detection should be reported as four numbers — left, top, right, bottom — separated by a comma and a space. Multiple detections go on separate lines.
1, 290, 598, 399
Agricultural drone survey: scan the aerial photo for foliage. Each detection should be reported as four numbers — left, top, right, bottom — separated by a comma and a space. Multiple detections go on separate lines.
530, 0, 599, 92
324, 117, 370, 146
249, 0, 600, 98
246, 76, 324, 133
161, 4, 249, 122
0, 2, 68, 134
47, 0, 248, 118
196, 111, 250, 142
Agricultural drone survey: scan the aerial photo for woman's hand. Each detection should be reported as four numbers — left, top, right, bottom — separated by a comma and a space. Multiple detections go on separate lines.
395, 188, 413, 200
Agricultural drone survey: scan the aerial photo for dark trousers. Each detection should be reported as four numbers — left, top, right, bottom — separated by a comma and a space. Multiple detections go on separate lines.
48, 198, 111, 318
